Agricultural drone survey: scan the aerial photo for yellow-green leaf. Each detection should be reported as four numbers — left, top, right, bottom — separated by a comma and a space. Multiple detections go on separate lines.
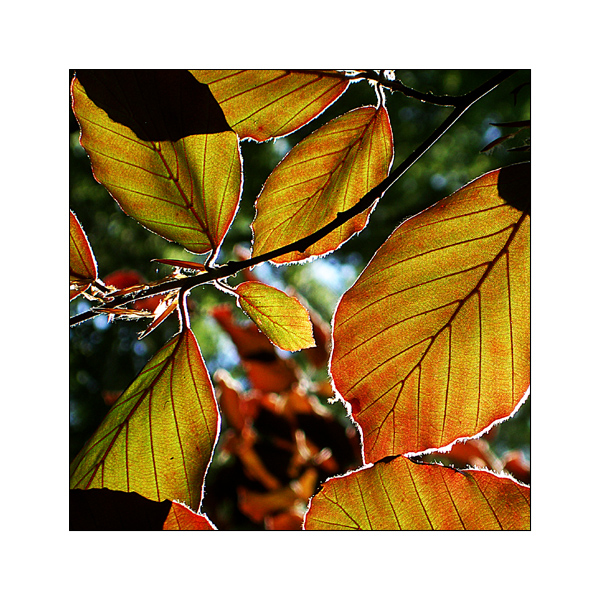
190, 69, 349, 142
252, 106, 394, 264
69, 328, 219, 512
331, 164, 530, 460
71, 74, 242, 255
234, 281, 316, 352
304, 455, 530, 530
69, 210, 98, 300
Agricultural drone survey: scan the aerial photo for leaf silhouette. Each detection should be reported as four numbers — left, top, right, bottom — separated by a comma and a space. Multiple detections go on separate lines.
69, 210, 97, 299
304, 455, 530, 530
75, 70, 232, 140
71, 76, 242, 255
70, 328, 220, 512
252, 106, 393, 264
190, 70, 349, 142
234, 281, 316, 352
331, 164, 530, 460
69, 489, 172, 530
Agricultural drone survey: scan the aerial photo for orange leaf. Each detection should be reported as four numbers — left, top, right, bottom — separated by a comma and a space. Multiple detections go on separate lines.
501, 450, 530, 484
72, 73, 242, 255
190, 69, 349, 142
331, 164, 530, 460
163, 502, 216, 530
69, 210, 98, 300
137, 292, 179, 339
304, 455, 530, 530
252, 106, 394, 264
103, 269, 162, 312
70, 328, 219, 512
151, 258, 207, 272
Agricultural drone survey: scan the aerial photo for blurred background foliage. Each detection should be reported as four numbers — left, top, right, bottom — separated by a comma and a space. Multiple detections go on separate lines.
70, 70, 531, 527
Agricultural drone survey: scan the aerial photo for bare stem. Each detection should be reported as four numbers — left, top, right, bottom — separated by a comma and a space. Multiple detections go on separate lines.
69, 70, 518, 328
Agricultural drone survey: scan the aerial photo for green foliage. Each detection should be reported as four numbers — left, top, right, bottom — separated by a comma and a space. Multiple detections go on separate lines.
70, 69, 530, 530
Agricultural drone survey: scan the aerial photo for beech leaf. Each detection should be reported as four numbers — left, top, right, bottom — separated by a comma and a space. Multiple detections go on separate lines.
252, 106, 393, 264
69, 328, 220, 512
331, 164, 530, 460
69, 210, 97, 300
304, 455, 530, 530
71, 74, 242, 255
234, 281, 316, 352
189, 70, 349, 142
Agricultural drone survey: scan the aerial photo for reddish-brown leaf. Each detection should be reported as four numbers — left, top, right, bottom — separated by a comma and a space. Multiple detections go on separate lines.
304, 455, 530, 530
189, 70, 349, 142
137, 292, 179, 339
331, 164, 530, 460
210, 304, 299, 393
252, 106, 394, 264
163, 502, 216, 530
103, 269, 163, 312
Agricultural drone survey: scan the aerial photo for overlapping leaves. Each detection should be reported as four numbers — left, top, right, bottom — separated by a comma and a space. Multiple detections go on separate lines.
331, 164, 530, 461
70, 328, 219, 512
304, 455, 530, 530
70, 70, 530, 531
190, 70, 349, 142
252, 106, 393, 263
71, 72, 242, 255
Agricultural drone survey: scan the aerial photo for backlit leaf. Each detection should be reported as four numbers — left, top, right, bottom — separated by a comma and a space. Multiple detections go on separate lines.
234, 281, 316, 352
69, 210, 97, 300
304, 455, 530, 530
331, 164, 530, 460
190, 70, 349, 142
252, 106, 393, 264
71, 75, 242, 255
163, 502, 216, 530
70, 328, 220, 512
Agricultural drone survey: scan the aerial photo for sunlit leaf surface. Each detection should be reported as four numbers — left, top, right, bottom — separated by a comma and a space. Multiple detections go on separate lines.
69, 210, 97, 300
70, 329, 220, 512
163, 502, 216, 530
190, 70, 349, 142
235, 281, 316, 352
331, 164, 530, 460
304, 455, 530, 530
252, 106, 393, 263
71, 75, 242, 255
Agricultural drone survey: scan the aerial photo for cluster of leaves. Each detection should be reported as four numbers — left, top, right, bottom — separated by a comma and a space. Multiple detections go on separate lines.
70, 69, 530, 530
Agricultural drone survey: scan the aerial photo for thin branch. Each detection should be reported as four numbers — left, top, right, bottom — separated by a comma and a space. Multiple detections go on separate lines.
69, 70, 518, 328
359, 69, 461, 106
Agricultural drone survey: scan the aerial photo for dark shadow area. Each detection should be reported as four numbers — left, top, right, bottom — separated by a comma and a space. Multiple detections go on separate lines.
498, 162, 531, 215
75, 69, 232, 141
70, 488, 171, 530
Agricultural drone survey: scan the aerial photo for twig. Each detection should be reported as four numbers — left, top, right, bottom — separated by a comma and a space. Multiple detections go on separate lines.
69, 70, 518, 328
